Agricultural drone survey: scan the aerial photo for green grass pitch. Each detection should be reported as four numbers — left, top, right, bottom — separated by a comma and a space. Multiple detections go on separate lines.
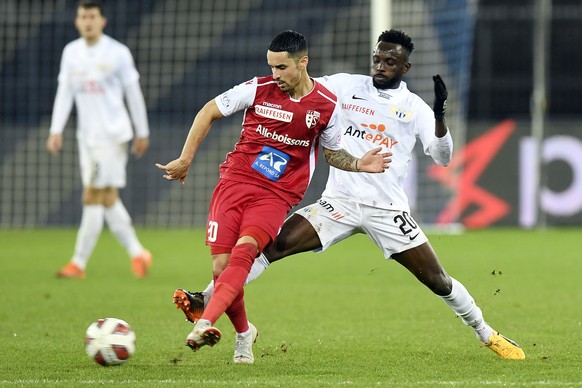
1, 228, 581, 386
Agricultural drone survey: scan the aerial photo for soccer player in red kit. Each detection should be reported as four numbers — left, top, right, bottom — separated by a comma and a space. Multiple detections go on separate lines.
156, 30, 391, 364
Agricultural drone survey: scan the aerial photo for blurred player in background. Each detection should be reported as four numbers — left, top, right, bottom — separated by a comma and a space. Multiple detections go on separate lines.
175, 29, 525, 360
47, 1, 152, 279
156, 30, 391, 364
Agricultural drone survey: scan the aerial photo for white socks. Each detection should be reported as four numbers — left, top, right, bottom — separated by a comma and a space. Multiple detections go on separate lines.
194, 319, 211, 329
104, 200, 144, 258
70, 200, 144, 270
202, 281, 214, 304
441, 277, 494, 343
247, 253, 270, 285
237, 323, 253, 337
71, 205, 105, 269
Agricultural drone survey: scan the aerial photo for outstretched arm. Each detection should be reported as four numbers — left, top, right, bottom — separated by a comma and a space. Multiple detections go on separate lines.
155, 99, 224, 184
432, 74, 449, 138
430, 75, 453, 166
323, 147, 392, 173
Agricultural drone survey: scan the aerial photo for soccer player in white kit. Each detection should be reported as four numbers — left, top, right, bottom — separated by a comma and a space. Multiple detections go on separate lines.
174, 30, 525, 360
46, 1, 152, 279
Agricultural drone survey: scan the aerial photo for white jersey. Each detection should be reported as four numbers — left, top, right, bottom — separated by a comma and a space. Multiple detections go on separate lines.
50, 34, 147, 146
317, 73, 452, 212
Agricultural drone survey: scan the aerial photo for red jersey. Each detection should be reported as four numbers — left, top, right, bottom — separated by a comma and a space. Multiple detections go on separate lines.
214, 75, 342, 206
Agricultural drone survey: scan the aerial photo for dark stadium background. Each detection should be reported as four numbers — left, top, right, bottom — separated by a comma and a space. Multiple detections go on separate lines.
1, 0, 580, 227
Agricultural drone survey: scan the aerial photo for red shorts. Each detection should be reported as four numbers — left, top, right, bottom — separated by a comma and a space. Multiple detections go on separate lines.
206, 178, 291, 251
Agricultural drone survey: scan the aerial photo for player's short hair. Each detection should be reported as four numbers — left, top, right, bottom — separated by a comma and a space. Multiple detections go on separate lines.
268, 30, 308, 60
377, 29, 414, 55
77, 0, 104, 15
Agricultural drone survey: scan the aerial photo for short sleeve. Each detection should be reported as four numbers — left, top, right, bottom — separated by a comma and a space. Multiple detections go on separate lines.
316, 73, 355, 96
214, 77, 257, 117
319, 102, 342, 151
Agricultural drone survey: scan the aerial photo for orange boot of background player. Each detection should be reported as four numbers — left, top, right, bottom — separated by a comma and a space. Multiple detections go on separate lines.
56, 262, 86, 279
132, 250, 152, 278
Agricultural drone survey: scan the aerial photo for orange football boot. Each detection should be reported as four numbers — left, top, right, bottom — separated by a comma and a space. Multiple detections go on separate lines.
56, 262, 86, 279
132, 250, 152, 278
173, 289, 206, 323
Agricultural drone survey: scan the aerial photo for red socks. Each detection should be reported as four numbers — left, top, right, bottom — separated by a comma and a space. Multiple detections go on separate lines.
201, 243, 256, 332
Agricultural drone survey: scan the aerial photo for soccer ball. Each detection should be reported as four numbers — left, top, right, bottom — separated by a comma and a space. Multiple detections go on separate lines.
84, 318, 136, 366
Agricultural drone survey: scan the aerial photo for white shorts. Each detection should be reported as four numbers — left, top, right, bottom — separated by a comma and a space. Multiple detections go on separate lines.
78, 141, 128, 188
295, 196, 428, 259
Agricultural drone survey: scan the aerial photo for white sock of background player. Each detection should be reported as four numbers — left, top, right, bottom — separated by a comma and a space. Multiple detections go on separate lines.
104, 199, 144, 258
70, 205, 105, 269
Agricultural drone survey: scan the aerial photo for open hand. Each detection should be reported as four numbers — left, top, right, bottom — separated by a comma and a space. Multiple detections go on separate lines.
358, 147, 392, 173
47, 134, 63, 155
132, 137, 150, 158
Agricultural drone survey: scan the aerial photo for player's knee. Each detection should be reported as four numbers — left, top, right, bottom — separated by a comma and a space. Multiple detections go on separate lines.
212, 267, 224, 278
212, 253, 230, 277
229, 243, 257, 272
428, 273, 452, 296
82, 187, 101, 205
269, 225, 306, 257
102, 188, 119, 207
265, 238, 286, 261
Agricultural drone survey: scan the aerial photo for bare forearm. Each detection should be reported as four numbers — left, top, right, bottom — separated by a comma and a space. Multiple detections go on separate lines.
156, 99, 224, 184
323, 148, 359, 171
179, 119, 210, 163
180, 100, 223, 163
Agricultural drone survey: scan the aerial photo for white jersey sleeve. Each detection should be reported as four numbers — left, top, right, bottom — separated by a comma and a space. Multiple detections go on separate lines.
49, 46, 75, 135
319, 102, 342, 151
426, 130, 453, 166
117, 45, 149, 138
124, 81, 149, 138
414, 99, 452, 166
214, 77, 257, 117
117, 46, 140, 87
316, 73, 359, 98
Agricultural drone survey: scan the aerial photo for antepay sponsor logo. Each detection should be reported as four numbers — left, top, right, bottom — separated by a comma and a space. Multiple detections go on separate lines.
255, 125, 310, 147
344, 125, 398, 149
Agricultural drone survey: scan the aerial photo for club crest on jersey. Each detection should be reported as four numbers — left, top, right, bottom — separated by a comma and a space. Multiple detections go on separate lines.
305, 110, 321, 129
388, 106, 414, 122
97, 63, 112, 73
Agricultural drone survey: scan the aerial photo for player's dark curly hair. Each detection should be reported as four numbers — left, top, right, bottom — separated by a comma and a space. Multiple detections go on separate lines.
268, 30, 308, 59
77, 1, 104, 15
377, 29, 414, 54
